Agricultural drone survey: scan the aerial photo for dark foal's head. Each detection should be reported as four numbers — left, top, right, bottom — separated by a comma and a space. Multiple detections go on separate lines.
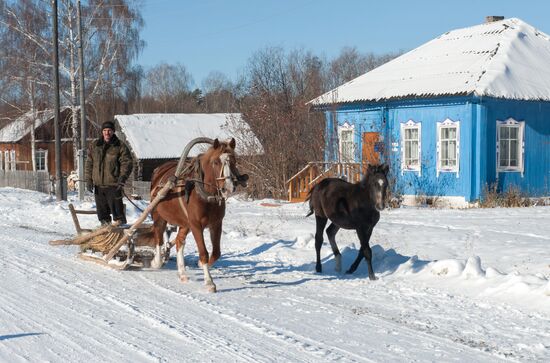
204, 138, 248, 199
362, 164, 390, 212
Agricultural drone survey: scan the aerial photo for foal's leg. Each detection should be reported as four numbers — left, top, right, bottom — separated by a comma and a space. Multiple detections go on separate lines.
315, 216, 328, 273
190, 224, 216, 293
346, 226, 377, 280
326, 223, 342, 272
150, 213, 167, 269
175, 226, 190, 282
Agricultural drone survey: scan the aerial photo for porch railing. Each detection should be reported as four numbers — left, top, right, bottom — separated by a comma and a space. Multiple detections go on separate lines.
286, 162, 362, 202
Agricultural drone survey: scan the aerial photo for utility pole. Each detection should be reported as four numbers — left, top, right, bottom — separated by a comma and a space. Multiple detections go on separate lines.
51, 0, 64, 201
77, 0, 86, 201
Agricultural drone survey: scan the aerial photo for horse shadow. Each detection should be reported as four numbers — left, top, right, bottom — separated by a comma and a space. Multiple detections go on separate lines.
158, 239, 430, 290
330, 245, 431, 278
0, 333, 43, 341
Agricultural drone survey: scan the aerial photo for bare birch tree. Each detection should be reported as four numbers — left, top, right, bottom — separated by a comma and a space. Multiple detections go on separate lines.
141, 62, 199, 113
201, 71, 239, 113
0, 0, 144, 166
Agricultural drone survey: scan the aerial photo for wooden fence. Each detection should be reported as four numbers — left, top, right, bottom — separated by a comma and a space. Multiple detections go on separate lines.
0, 170, 154, 200
0, 170, 53, 194
129, 181, 152, 200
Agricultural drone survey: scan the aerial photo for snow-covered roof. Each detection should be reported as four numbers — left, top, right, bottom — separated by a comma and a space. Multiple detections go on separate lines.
310, 18, 550, 105
0, 108, 62, 142
115, 113, 259, 159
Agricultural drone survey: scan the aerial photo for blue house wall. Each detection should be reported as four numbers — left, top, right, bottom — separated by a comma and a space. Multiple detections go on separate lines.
321, 96, 550, 203
386, 98, 474, 200
480, 97, 550, 197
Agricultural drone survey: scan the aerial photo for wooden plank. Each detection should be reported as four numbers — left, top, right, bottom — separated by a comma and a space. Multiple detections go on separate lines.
68, 203, 83, 234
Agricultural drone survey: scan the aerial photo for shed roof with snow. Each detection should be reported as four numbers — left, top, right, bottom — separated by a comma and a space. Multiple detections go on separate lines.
115, 113, 258, 159
0, 108, 71, 142
310, 18, 550, 105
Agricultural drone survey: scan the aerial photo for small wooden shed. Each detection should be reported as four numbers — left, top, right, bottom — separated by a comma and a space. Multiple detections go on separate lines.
114, 113, 256, 181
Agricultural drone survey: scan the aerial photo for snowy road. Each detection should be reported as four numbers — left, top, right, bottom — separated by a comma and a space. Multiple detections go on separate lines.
0, 188, 549, 362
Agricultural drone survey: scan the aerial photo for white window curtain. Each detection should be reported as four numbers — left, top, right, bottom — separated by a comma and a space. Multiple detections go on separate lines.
400, 120, 422, 175
436, 118, 460, 177
338, 122, 355, 162
496, 118, 525, 176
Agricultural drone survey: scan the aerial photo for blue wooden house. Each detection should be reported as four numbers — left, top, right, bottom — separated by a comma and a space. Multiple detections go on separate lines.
306, 17, 550, 207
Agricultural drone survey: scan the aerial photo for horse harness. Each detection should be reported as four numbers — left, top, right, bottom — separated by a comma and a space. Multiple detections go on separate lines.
154, 153, 245, 206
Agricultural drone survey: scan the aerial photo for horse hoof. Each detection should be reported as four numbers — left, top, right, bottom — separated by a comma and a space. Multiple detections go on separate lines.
315, 265, 322, 273
207, 284, 217, 293
150, 260, 164, 269
369, 275, 378, 281
179, 275, 189, 283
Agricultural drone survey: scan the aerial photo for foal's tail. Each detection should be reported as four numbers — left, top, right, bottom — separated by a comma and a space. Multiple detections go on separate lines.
305, 186, 315, 217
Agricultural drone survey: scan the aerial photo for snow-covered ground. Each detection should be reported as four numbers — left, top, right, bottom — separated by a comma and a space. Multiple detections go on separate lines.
0, 187, 549, 362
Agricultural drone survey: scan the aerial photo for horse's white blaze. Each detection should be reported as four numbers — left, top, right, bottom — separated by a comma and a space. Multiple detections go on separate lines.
151, 244, 163, 269
374, 177, 386, 211
219, 153, 234, 196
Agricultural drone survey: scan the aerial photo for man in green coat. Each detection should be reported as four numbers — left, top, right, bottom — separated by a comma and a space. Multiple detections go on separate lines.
85, 121, 134, 225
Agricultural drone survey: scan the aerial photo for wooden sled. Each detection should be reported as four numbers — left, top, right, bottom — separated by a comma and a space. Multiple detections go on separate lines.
49, 204, 170, 270
49, 138, 211, 270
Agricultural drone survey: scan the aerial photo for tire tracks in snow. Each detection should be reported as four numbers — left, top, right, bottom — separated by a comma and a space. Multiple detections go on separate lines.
137, 274, 376, 363
385, 219, 550, 241
3, 243, 271, 361
285, 290, 516, 362
1, 251, 167, 362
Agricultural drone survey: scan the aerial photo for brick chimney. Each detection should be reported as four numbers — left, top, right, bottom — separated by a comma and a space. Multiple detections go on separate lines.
485, 16, 505, 23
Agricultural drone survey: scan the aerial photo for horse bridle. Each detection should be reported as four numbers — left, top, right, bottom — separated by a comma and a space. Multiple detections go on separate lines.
215, 153, 234, 190
216, 153, 248, 189
192, 152, 247, 205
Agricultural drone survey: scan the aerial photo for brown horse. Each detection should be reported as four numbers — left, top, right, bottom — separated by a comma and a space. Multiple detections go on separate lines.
149, 138, 247, 292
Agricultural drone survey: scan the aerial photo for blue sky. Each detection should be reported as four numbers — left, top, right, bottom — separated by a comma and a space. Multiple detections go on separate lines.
138, 0, 550, 88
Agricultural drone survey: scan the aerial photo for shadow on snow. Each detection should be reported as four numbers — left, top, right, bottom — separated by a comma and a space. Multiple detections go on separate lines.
0, 333, 44, 341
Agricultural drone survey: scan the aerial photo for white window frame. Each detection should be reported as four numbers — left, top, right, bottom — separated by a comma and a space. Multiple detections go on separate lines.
338, 122, 355, 163
4, 150, 10, 171
400, 120, 421, 175
436, 118, 460, 177
35, 149, 48, 172
496, 118, 524, 176
9, 150, 16, 170
0, 151, 3, 171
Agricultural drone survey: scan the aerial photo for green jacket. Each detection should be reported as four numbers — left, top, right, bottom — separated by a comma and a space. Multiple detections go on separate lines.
85, 134, 133, 187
